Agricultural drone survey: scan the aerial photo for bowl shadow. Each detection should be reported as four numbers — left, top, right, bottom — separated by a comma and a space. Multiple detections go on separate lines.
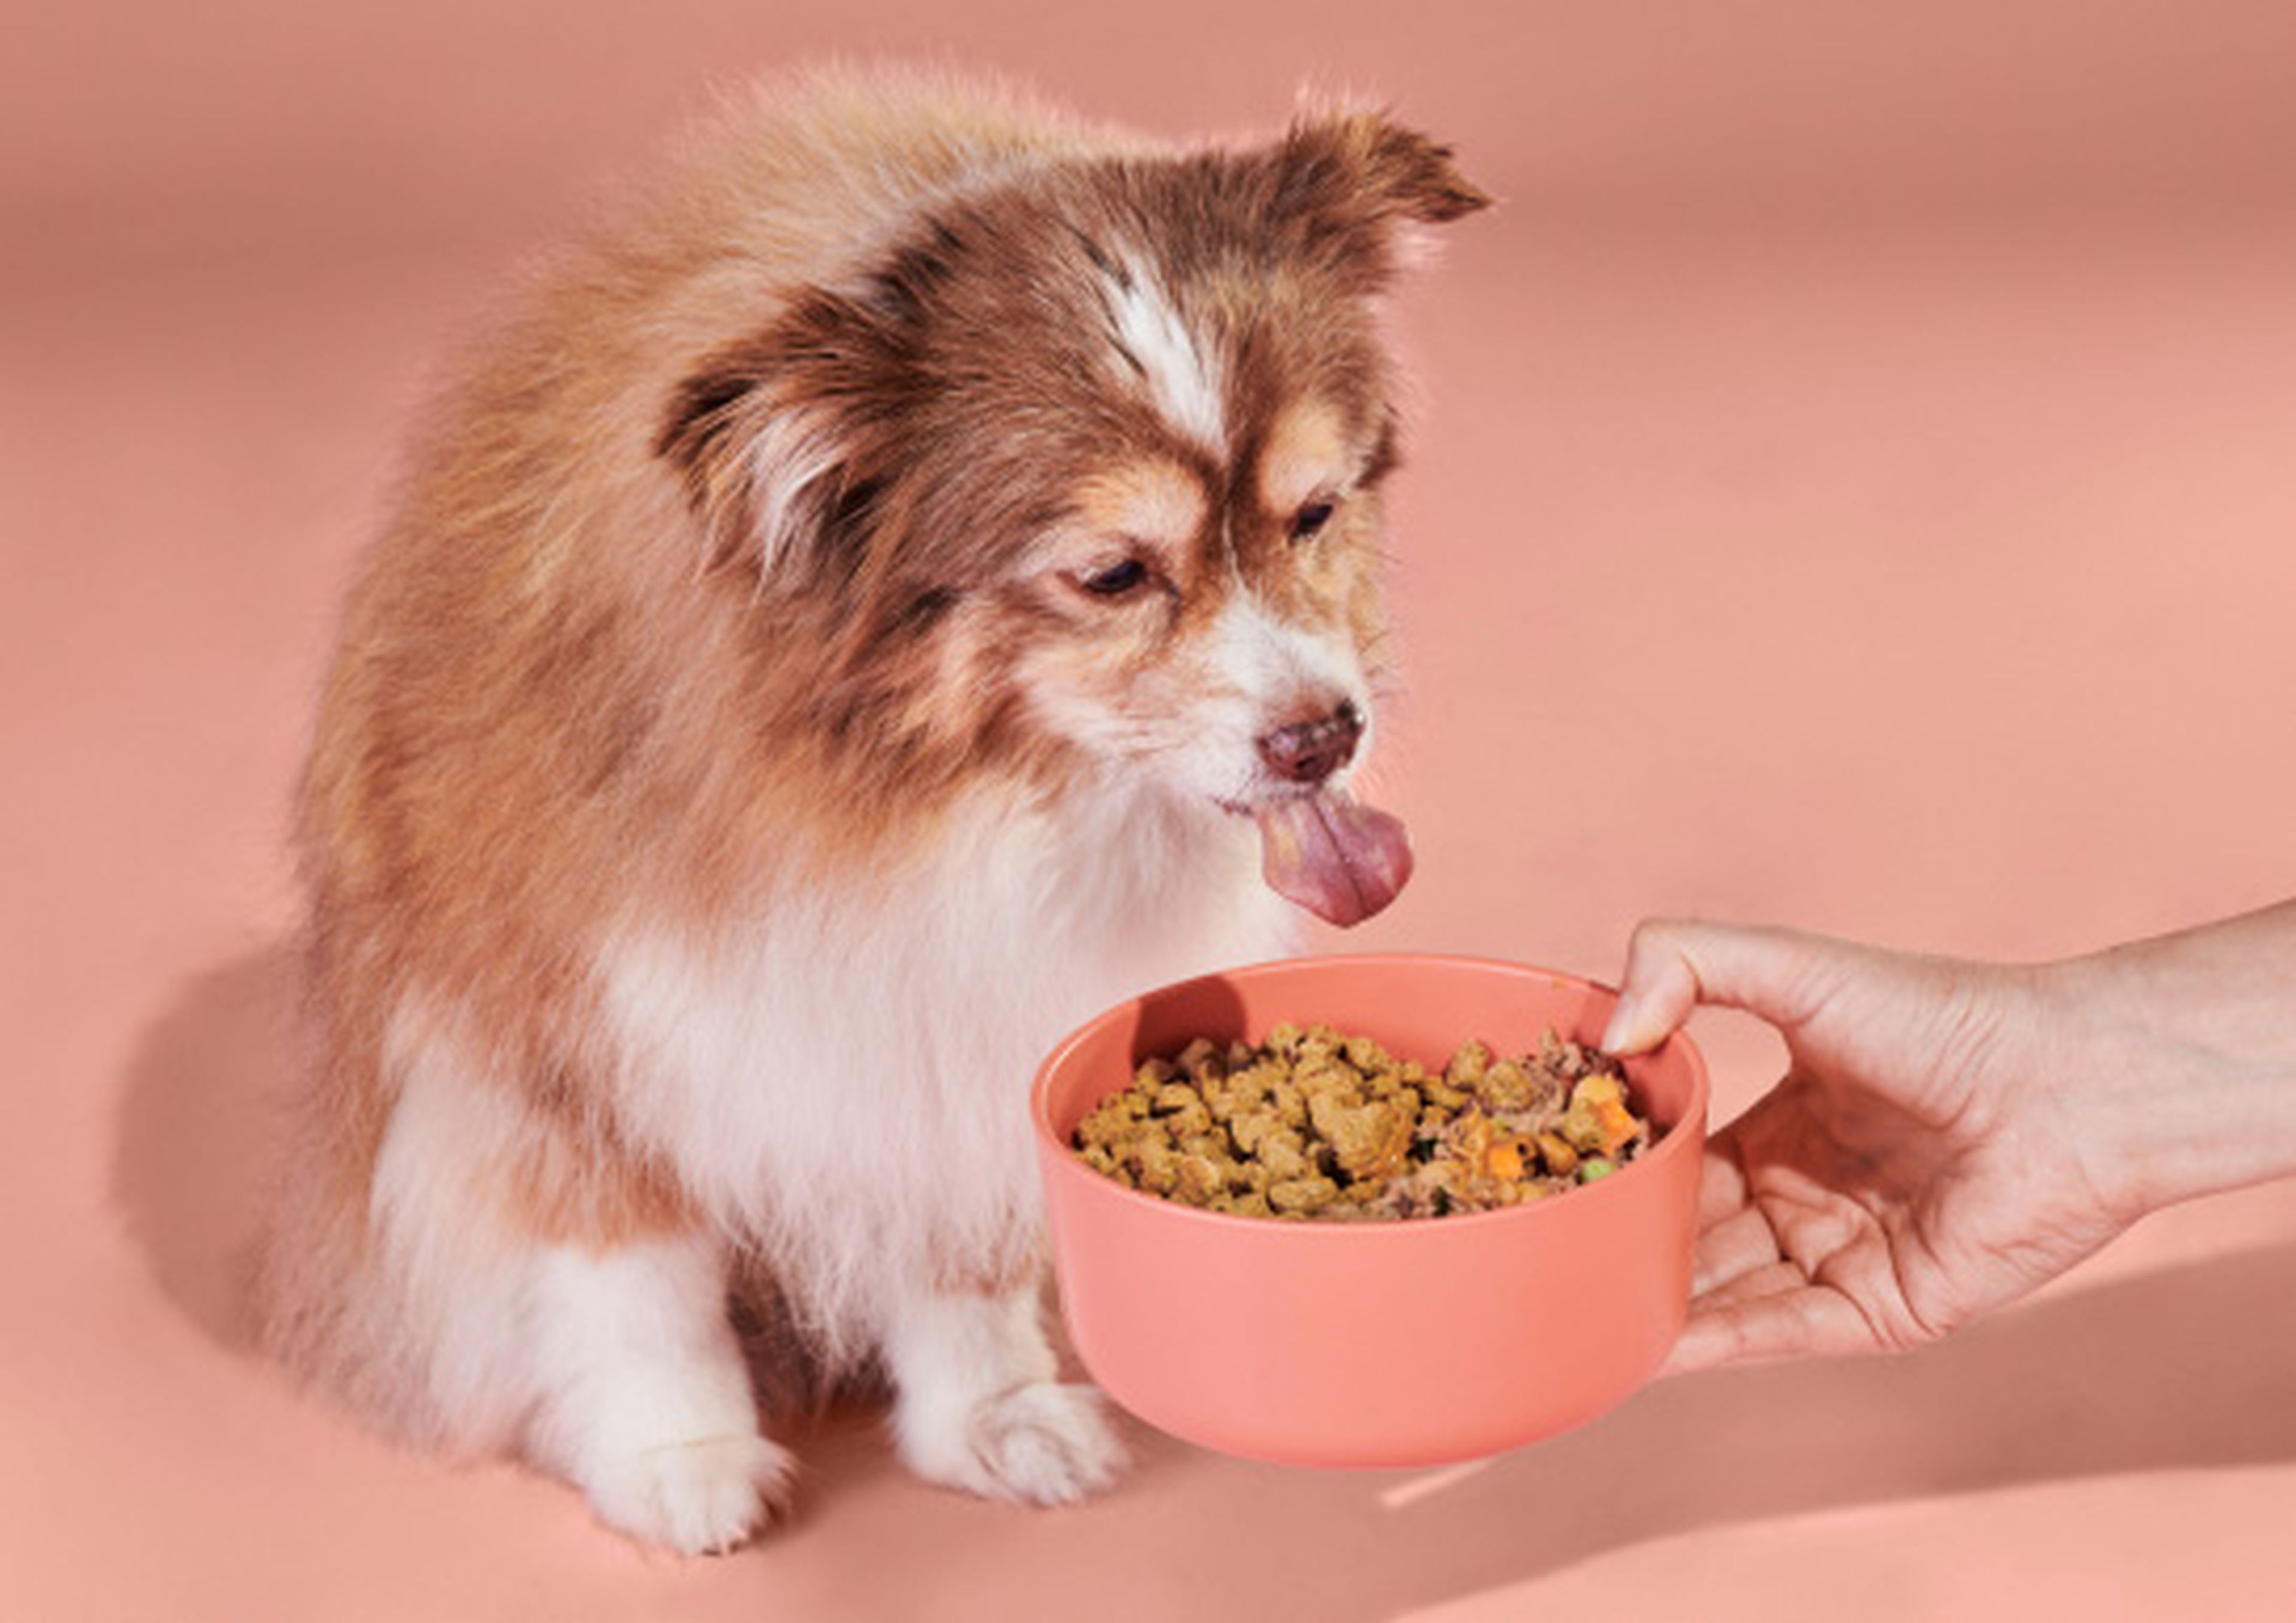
1321, 1234, 2296, 1616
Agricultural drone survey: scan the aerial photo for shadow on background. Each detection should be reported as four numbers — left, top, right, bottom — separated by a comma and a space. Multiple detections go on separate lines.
101, 943, 901, 1419
109, 944, 300, 1353
108, 947, 2296, 1620
752, 1231, 2296, 1622
1324, 1234, 2296, 1617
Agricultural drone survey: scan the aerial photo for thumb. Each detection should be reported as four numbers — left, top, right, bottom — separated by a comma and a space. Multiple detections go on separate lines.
1601, 918, 1863, 1056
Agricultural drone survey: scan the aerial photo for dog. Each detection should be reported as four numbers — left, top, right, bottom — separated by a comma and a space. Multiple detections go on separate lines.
262, 66, 1485, 1553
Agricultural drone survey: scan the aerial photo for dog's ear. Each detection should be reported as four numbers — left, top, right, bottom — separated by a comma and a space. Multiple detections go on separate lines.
1265, 109, 1491, 285
1287, 109, 1491, 224
656, 291, 887, 581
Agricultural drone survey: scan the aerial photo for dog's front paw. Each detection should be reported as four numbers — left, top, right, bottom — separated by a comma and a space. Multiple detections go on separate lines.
581, 1434, 798, 1555
900, 1381, 1128, 1506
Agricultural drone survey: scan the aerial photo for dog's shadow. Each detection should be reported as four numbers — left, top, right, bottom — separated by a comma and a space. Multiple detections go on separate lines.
103, 945, 899, 1428
112, 947, 2296, 1615
110, 945, 299, 1355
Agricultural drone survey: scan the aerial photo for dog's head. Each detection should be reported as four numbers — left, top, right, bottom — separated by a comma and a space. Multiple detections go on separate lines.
658, 109, 1486, 923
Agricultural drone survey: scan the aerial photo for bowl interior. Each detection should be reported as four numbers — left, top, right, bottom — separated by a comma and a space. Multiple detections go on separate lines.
1035, 952, 1702, 1159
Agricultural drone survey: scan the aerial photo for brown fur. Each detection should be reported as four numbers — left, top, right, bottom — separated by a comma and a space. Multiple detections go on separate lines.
264, 65, 1485, 1457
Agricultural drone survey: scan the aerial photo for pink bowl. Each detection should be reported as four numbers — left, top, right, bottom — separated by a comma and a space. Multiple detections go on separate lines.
1031, 953, 1708, 1468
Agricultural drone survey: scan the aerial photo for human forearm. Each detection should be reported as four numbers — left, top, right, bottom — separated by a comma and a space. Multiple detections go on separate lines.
2045, 899, 2296, 1217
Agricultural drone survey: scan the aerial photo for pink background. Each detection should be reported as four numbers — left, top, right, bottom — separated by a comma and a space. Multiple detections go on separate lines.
7, 2, 2295, 1617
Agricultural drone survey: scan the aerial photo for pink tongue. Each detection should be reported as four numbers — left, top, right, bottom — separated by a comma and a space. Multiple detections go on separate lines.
1255, 791, 1414, 927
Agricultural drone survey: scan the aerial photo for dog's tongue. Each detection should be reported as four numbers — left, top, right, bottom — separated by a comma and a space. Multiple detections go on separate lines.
1255, 791, 1413, 927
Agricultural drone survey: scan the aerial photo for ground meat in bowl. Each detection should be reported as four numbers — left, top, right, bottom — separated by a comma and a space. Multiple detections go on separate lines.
1069, 1023, 1654, 1220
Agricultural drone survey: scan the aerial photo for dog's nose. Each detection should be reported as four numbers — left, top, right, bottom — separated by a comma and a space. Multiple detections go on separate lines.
1257, 700, 1363, 785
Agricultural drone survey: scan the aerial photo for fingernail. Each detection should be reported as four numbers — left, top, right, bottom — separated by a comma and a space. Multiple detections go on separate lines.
1600, 992, 1642, 1055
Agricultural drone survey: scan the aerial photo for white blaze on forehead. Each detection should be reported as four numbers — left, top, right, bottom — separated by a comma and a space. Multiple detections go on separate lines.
1103, 261, 1225, 452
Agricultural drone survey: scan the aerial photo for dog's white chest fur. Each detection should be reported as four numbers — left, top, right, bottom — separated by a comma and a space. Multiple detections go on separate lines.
596, 783, 1294, 1352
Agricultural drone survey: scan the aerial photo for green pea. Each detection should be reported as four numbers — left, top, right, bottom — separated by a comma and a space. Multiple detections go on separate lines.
1577, 1157, 1616, 1183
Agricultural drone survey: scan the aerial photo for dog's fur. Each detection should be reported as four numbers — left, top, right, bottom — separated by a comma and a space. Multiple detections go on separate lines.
262, 67, 1483, 1552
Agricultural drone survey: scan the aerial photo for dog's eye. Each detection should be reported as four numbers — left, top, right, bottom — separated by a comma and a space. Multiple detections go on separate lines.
1079, 558, 1150, 598
1289, 499, 1338, 542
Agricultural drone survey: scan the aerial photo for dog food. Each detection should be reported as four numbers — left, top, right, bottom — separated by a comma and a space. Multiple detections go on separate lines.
1070, 1023, 1653, 1220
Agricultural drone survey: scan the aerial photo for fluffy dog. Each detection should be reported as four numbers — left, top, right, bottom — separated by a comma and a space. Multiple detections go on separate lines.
262, 68, 1484, 1552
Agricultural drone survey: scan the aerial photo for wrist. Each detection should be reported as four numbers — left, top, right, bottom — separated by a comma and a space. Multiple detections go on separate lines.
2041, 932, 2296, 1218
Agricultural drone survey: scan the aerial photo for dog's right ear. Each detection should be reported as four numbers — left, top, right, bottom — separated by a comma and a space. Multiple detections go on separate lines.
656, 291, 886, 581
1284, 109, 1492, 227
1260, 108, 1491, 292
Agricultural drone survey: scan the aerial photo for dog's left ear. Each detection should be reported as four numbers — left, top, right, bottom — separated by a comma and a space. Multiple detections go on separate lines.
656, 289, 890, 582
1266, 108, 1491, 283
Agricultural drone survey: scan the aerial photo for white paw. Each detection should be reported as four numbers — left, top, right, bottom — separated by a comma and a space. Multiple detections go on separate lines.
902, 1381, 1128, 1506
581, 1434, 798, 1555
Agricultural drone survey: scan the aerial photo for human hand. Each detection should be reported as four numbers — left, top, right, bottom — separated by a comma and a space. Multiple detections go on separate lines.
1602, 921, 2136, 1374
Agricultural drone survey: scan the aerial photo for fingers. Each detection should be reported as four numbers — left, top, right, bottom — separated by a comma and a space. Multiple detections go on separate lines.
1699, 1258, 1806, 1308
1660, 1141, 1875, 1376
1599, 921, 1707, 1055
1694, 1139, 1750, 1226
1602, 917, 1860, 1056
1690, 1206, 1780, 1296
1658, 1282, 1886, 1376
1677, 1140, 1778, 1297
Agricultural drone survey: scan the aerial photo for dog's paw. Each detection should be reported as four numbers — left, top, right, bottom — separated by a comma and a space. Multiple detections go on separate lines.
581, 1434, 798, 1555
901, 1381, 1128, 1506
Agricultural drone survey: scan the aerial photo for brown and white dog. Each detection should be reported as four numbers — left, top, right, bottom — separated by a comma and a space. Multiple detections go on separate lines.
262, 68, 1484, 1553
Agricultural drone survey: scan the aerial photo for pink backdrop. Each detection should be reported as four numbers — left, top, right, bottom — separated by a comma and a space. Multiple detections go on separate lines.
7, 2, 2295, 1618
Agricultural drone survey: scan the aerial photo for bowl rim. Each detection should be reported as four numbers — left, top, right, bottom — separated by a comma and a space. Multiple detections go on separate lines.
1030, 950, 1711, 1239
